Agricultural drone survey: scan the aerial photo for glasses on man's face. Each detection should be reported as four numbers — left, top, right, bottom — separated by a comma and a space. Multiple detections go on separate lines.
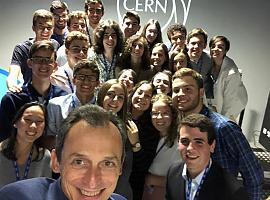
75, 74, 97, 82
53, 14, 68, 20
171, 35, 186, 41
88, 8, 103, 15
71, 23, 86, 30
69, 47, 88, 55
30, 57, 54, 65
36, 25, 53, 32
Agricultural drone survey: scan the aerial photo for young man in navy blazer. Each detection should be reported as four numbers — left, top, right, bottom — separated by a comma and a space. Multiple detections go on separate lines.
166, 113, 249, 200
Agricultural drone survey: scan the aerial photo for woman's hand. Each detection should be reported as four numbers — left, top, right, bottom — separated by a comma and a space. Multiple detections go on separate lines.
126, 120, 141, 151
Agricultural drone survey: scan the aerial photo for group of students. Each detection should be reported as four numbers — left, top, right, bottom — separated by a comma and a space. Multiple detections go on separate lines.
0, 0, 264, 200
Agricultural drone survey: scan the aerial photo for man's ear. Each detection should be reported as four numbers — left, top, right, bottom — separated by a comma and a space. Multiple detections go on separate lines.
72, 77, 76, 85
65, 48, 68, 56
203, 42, 207, 49
27, 59, 33, 69
95, 80, 100, 88
210, 140, 216, 153
51, 149, 60, 173
199, 88, 204, 99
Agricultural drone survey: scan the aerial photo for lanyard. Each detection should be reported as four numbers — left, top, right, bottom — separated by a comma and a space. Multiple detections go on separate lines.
71, 95, 78, 109
102, 53, 115, 81
71, 94, 95, 109
13, 146, 34, 181
64, 69, 74, 93
186, 162, 210, 200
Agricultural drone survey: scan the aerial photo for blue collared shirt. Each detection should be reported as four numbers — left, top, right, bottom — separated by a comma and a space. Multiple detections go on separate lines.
46, 93, 96, 136
182, 160, 212, 200
200, 105, 264, 200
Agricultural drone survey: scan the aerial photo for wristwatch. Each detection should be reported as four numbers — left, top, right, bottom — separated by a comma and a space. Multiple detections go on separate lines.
132, 142, 141, 148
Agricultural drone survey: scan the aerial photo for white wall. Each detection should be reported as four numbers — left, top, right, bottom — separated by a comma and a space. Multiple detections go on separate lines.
0, 0, 269, 143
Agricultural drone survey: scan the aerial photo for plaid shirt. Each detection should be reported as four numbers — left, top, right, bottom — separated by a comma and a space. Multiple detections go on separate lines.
201, 105, 264, 200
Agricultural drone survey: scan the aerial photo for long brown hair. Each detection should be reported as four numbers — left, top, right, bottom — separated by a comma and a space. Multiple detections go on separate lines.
151, 93, 178, 147
97, 79, 128, 123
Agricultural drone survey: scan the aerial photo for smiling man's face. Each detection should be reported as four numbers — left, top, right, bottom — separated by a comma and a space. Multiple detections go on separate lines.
178, 126, 215, 178
51, 120, 123, 200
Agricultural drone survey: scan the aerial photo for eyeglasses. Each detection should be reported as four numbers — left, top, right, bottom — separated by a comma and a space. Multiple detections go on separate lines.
36, 25, 53, 32
30, 57, 54, 65
75, 74, 97, 82
69, 47, 88, 55
151, 111, 171, 118
103, 33, 117, 39
88, 8, 103, 15
171, 35, 186, 41
53, 14, 68, 20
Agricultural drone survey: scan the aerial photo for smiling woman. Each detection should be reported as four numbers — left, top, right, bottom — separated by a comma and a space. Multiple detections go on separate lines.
142, 93, 180, 200
0, 102, 51, 187
89, 19, 124, 83
97, 79, 135, 199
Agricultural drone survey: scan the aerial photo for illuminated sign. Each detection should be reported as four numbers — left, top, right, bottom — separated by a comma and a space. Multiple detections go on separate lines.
117, 0, 192, 31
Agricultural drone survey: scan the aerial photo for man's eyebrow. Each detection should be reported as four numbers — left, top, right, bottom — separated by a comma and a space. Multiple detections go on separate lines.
193, 138, 206, 142
68, 153, 121, 163
104, 156, 121, 162
68, 153, 87, 158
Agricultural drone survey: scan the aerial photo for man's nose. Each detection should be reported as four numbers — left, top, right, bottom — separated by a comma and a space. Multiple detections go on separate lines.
187, 141, 194, 150
194, 43, 199, 48
177, 89, 185, 96
83, 166, 102, 188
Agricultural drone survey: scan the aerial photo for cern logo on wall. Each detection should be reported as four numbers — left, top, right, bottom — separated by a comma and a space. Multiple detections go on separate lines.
117, 0, 192, 31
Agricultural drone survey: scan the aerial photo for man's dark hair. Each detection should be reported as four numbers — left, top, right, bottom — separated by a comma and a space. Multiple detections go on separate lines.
172, 67, 204, 89
84, 0, 104, 14
122, 11, 140, 25
167, 24, 187, 41
179, 113, 216, 145
50, 1, 69, 13
29, 40, 56, 60
187, 28, 208, 45
55, 104, 127, 162
73, 59, 100, 81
